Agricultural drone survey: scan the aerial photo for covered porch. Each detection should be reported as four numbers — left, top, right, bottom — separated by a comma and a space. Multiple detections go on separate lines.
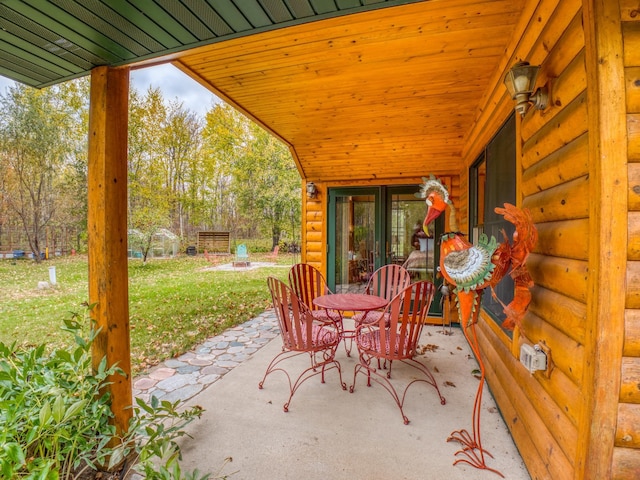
134, 310, 530, 479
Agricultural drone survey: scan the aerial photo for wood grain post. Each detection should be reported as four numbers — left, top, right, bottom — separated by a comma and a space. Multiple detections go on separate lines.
582, 0, 628, 478
87, 66, 132, 439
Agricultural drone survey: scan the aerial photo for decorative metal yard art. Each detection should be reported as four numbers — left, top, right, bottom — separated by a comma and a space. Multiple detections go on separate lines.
417, 175, 538, 477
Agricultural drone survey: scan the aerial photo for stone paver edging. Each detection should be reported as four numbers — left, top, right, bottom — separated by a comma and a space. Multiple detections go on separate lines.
132, 310, 279, 403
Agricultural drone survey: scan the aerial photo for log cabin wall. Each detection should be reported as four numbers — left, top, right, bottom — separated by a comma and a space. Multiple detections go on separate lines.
517, 4, 589, 478
458, 0, 637, 479
302, 179, 325, 269
463, 0, 588, 470
475, 10, 586, 479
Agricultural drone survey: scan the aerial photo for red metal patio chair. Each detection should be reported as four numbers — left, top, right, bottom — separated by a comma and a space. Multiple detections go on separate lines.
288, 262, 342, 324
351, 264, 411, 326
350, 280, 446, 424
259, 277, 346, 412
289, 262, 348, 354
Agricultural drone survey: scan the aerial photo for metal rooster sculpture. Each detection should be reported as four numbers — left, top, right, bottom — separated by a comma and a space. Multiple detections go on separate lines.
417, 175, 537, 477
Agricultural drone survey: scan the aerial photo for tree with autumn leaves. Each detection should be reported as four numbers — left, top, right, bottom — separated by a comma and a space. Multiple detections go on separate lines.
0, 80, 301, 261
0, 81, 88, 262
203, 104, 301, 249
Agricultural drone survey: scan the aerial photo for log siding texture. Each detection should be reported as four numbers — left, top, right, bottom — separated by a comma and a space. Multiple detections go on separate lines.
470, 1, 637, 479
474, 2, 588, 477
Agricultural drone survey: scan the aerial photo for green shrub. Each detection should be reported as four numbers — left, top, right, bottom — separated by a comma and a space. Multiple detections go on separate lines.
0, 309, 216, 480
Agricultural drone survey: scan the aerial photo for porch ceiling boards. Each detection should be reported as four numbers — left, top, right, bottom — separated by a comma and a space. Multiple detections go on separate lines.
0, 0, 527, 183
173, 0, 526, 182
1, 0, 425, 88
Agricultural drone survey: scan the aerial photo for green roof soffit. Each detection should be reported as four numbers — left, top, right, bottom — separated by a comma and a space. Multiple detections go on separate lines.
0, 0, 424, 89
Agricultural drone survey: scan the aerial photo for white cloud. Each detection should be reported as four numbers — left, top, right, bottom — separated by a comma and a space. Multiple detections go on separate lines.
130, 64, 220, 117
0, 64, 219, 117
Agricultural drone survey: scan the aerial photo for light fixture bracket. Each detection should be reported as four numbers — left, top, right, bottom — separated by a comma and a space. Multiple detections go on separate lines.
529, 87, 548, 111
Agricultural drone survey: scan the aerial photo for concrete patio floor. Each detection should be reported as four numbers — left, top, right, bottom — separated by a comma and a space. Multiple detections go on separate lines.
175, 316, 531, 480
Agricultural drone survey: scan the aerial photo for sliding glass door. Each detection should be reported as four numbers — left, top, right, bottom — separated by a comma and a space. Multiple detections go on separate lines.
327, 186, 443, 315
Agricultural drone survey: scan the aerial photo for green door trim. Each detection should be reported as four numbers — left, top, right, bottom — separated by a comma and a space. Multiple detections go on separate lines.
327, 187, 381, 291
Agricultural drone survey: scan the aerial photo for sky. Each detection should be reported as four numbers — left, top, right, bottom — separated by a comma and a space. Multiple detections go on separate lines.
0, 63, 219, 117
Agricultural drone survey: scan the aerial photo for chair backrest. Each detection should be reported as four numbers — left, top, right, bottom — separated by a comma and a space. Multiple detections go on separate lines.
236, 244, 248, 258
375, 280, 436, 360
365, 264, 411, 301
288, 263, 331, 311
269, 245, 279, 257
267, 276, 319, 351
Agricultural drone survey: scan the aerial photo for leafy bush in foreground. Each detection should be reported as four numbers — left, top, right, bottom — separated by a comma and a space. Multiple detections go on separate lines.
0, 311, 215, 479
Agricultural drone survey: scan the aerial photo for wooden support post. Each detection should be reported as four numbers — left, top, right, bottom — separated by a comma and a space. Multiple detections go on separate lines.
87, 66, 132, 439
582, 0, 628, 478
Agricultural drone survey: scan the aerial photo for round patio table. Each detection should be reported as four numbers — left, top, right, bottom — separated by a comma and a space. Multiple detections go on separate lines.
313, 293, 388, 314
313, 293, 388, 355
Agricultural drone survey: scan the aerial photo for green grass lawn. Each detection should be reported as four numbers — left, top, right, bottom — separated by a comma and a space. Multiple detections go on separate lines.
0, 253, 294, 374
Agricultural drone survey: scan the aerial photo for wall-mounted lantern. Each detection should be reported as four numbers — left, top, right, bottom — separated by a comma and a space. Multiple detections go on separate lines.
503, 61, 549, 117
306, 182, 318, 199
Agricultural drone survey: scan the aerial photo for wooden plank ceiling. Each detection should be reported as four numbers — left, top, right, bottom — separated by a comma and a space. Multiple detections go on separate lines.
0, 0, 424, 87
0, 0, 526, 183
173, 0, 526, 182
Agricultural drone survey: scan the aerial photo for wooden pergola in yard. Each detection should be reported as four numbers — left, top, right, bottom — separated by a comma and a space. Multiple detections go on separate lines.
2, 1, 639, 478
